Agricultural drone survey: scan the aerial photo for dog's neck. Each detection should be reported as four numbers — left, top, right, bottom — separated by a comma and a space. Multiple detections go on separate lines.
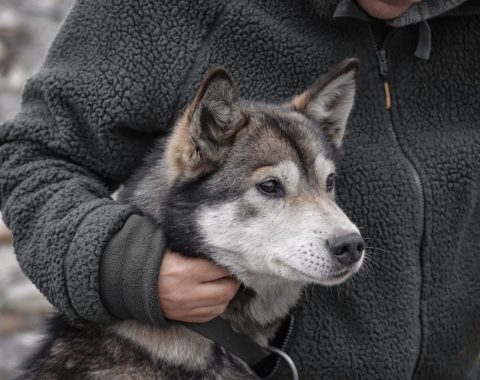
112, 281, 303, 372
224, 281, 303, 344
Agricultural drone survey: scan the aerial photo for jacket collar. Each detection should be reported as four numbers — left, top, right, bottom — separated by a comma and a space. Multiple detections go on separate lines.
333, 0, 476, 60
333, 0, 470, 26
387, 0, 468, 27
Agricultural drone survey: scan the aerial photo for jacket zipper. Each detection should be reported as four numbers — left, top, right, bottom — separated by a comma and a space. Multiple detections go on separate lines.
370, 27, 426, 378
375, 48, 392, 110
265, 314, 295, 379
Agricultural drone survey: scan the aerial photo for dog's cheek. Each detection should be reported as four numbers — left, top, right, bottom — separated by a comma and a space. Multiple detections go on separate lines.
196, 201, 245, 263
196, 197, 276, 271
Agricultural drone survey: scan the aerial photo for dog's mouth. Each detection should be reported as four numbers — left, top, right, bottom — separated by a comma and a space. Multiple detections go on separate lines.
330, 269, 350, 279
271, 259, 354, 285
321, 268, 355, 285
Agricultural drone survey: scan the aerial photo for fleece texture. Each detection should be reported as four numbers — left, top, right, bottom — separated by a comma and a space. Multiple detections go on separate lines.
1, 0, 480, 379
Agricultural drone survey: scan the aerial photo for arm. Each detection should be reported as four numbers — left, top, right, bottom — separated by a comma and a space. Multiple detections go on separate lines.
0, 0, 221, 324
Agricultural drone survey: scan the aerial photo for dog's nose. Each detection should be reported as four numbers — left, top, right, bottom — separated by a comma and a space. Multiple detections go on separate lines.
328, 233, 365, 265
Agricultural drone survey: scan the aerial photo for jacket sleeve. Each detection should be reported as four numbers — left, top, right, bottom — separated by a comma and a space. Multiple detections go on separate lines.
0, 0, 220, 324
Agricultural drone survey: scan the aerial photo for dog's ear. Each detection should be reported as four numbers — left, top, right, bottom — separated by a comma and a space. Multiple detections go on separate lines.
189, 68, 245, 159
166, 68, 246, 181
292, 58, 358, 148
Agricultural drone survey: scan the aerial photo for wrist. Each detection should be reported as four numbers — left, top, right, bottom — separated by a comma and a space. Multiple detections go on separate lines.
99, 214, 167, 325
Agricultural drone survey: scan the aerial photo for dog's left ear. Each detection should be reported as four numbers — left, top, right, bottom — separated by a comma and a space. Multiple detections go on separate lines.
166, 68, 246, 181
292, 58, 358, 148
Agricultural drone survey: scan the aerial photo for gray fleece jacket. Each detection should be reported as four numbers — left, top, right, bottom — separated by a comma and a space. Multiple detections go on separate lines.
1, 0, 480, 378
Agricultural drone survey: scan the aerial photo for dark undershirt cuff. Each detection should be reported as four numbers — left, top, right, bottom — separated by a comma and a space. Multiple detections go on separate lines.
99, 214, 167, 326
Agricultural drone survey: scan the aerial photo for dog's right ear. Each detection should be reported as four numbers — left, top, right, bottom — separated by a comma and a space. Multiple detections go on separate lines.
166, 68, 246, 182
292, 58, 358, 148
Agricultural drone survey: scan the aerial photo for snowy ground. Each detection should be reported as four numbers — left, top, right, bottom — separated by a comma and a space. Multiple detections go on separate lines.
0, 1, 73, 378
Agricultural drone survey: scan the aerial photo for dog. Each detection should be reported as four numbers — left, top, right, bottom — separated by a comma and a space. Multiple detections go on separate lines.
17, 58, 364, 379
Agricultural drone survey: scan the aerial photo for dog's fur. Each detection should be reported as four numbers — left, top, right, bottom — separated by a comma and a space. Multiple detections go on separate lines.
17, 58, 364, 380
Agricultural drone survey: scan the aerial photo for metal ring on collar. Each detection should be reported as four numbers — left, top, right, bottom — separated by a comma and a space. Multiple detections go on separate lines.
264, 345, 299, 380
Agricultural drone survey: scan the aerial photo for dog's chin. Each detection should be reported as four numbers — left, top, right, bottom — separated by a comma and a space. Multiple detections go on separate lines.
318, 269, 354, 286
268, 258, 361, 286
296, 268, 355, 286
320, 258, 364, 286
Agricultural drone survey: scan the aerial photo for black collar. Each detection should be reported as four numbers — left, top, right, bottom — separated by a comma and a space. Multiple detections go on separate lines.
180, 316, 298, 379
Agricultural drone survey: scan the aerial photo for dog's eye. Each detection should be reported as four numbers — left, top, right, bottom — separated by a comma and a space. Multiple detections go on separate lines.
257, 179, 283, 196
326, 173, 336, 192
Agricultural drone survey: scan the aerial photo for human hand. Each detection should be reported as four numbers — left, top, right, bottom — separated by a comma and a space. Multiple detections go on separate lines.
158, 249, 241, 323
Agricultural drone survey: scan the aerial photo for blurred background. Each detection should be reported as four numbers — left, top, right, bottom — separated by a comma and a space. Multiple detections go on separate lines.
0, 0, 73, 378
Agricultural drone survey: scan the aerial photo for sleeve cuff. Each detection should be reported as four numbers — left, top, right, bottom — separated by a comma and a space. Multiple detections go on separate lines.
99, 214, 167, 326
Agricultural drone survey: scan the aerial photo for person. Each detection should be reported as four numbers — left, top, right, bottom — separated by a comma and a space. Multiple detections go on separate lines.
0, 0, 479, 378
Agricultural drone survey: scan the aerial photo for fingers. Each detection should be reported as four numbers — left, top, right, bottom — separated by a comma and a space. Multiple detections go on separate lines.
164, 249, 231, 282
160, 288, 235, 323
161, 278, 239, 309
168, 305, 229, 324
158, 249, 241, 323
189, 257, 232, 282
188, 278, 241, 308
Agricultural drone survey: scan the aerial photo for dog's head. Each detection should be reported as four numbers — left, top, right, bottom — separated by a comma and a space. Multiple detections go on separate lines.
160, 59, 363, 288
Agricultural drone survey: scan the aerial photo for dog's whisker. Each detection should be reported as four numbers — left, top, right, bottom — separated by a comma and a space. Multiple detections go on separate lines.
358, 253, 380, 275
362, 254, 381, 271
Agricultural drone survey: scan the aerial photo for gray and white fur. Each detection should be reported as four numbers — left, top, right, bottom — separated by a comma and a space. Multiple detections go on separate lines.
17, 58, 364, 380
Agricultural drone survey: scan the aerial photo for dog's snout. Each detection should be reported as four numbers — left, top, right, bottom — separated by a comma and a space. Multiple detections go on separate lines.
328, 233, 364, 265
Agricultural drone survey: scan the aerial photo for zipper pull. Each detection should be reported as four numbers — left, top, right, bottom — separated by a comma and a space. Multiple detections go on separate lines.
376, 49, 388, 78
376, 49, 392, 110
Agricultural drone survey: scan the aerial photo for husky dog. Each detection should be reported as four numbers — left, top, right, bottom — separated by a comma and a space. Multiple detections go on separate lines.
18, 58, 364, 379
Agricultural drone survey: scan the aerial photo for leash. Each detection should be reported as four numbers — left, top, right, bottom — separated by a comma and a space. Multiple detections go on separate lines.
181, 316, 298, 379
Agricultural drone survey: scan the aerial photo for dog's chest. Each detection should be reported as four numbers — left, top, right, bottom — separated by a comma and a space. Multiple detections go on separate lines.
110, 320, 256, 379
35, 318, 256, 379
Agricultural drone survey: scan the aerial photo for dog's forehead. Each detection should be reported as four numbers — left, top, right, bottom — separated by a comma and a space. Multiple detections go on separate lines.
234, 105, 335, 173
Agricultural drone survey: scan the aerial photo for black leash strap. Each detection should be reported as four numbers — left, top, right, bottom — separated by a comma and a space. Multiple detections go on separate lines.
181, 317, 298, 379
182, 317, 270, 365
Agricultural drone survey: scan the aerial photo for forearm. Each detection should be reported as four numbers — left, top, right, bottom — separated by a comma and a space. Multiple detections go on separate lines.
0, 140, 136, 322
0, 0, 221, 324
